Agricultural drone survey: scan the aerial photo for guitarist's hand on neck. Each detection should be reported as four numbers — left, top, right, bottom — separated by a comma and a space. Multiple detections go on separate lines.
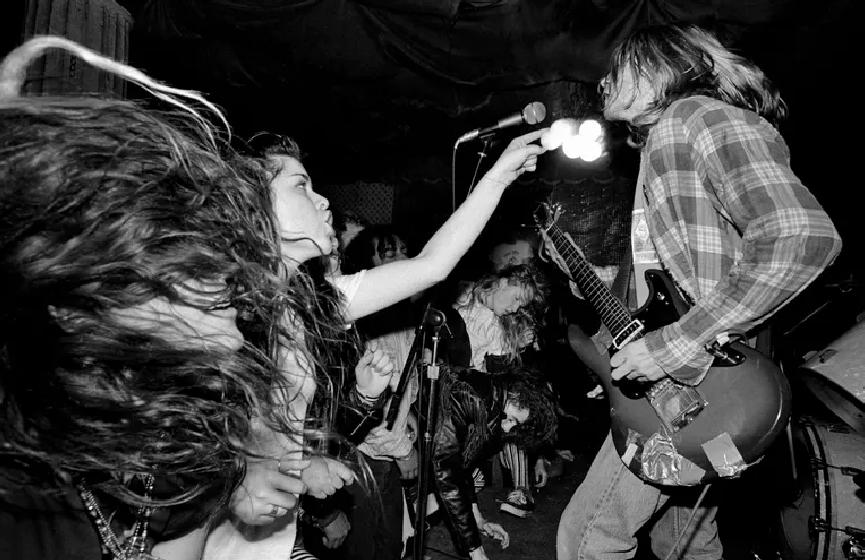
610, 339, 666, 384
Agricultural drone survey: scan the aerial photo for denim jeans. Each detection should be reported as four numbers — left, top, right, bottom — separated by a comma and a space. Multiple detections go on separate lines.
557, 433, 723, 560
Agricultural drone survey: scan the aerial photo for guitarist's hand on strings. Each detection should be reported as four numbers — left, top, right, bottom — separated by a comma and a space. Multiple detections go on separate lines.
610, 339, 666, 383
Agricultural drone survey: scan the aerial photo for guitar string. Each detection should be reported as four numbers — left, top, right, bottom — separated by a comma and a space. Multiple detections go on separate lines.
548, 226, 634, 333
549, 227, 629, 326
543, 222, 629, 326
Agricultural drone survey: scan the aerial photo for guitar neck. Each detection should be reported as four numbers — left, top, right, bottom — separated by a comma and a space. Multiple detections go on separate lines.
547, 225, 635, 336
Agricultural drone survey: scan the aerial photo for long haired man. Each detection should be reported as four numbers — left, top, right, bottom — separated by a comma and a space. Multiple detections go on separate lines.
557, 24, 841, 560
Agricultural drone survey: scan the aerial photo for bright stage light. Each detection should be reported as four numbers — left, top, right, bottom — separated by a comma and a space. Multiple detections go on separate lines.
543, 117, 605, 161
578, 119, 603, 140
580, 140, 603, 161
542, 118, 578, 150
562, 131, 604, 161
561, 135, 587, 159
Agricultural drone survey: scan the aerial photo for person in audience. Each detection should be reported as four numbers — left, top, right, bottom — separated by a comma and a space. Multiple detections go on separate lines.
0, 36, 312, 560
224, 126, 547, 560
339, 225, 421, 560
488, 228, 540, 272
453, 263, 552, 519
337, 210, 370, 265
431, 366, 557, 560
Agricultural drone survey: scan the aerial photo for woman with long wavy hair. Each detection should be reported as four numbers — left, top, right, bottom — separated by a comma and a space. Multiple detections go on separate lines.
222, 117, 550, 560
0, 37, 323, 560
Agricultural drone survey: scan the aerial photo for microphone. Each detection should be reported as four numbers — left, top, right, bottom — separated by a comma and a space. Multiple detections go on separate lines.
457, 102, 547, 143
424, 307, 446, 329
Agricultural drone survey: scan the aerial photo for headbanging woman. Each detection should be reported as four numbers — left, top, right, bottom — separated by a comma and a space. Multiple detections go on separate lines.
0, 37, 315, 560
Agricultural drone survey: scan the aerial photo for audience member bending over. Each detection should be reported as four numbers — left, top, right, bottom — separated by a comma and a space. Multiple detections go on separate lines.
454, 264, 551, 519
432, 366, 557, 560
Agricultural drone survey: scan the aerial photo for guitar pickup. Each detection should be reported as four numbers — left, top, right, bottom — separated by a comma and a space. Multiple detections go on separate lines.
612, 320, 644, 350
647, 378, 707, 433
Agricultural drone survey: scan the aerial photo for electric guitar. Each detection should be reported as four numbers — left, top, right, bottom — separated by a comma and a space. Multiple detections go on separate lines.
535, 203, 792, 486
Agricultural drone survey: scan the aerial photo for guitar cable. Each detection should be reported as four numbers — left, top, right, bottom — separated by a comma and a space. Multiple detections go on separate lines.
662, 483, 713, 560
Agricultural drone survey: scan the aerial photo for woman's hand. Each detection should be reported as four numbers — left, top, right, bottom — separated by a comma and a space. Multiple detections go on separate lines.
301, 457, 356, 499
355, 340, 395, 399
469, 546, 491, 560
362, 424, 412, 459
480, 521, 510, 549
406, 412, 418, 441
484, 129, 549, 187
395, 447, 419, 480
534, 457, 549, 488
472, 504, 510, 549
518, 327, 537, 350
229, 456, 310, 525
321, 511, 351, 549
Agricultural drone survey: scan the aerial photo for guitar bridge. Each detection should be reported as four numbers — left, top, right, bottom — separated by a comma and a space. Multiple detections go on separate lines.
612, 320, 644, 350
646, 378, 707, 433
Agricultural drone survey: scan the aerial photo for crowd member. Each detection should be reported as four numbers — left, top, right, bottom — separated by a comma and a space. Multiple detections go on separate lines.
335, 210, 370, 271
453, 264, 551, 518
488, 228, 540, 272
211, 127, 548, 560
343, 225, 410, 276
339, 225, 422, 560
431, 366, 557, 560
0, 36, 313, 560
557, 24, 842, 560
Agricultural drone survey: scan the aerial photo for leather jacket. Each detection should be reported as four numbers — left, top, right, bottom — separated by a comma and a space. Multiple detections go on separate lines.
431, 367, 504, 555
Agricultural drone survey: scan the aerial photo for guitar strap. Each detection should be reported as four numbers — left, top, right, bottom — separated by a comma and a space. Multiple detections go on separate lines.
627, 154, 662, 309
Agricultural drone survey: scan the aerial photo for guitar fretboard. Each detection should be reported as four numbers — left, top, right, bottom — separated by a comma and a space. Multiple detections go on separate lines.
547, 224, 635, 337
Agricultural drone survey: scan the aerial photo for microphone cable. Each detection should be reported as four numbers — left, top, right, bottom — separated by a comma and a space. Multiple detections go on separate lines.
451, 136, 494, 213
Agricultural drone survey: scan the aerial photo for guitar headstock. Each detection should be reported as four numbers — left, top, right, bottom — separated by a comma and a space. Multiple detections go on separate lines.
533, 202, 562, 232
533, 202, 573, 278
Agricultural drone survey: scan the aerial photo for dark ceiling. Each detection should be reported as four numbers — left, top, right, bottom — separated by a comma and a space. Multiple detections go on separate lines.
3, 0, 857, 270
114, 0, 858, 186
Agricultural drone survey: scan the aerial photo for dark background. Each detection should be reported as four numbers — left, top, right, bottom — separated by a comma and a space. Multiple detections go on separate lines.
2, 0, 860, 278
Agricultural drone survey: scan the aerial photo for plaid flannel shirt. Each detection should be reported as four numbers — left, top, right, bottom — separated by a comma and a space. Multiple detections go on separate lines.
640, 96, 842, 384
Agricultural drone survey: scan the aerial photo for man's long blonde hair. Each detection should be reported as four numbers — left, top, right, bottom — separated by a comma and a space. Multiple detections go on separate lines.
607, 24, 787, 142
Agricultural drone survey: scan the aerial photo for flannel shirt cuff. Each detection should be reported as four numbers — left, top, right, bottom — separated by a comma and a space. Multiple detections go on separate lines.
644, 323, 712, 385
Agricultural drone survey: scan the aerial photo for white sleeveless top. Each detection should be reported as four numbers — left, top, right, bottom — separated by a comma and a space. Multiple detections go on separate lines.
203, 271, 366, 560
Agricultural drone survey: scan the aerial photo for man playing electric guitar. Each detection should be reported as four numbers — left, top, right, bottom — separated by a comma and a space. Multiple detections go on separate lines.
555, 24, 842, 560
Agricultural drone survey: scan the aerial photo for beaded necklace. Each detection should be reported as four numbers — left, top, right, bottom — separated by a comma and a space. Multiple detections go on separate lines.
77, 475, 163, 560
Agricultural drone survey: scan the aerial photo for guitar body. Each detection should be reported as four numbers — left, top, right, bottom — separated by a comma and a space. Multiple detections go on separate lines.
600, 270, 792, 485
537, 205, 792, 486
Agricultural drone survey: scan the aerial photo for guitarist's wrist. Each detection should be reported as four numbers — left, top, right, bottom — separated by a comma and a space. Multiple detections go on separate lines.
643, 326, 707, 385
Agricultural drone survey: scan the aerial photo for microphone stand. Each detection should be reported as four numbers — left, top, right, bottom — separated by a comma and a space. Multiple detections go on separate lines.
413, 307, 446, 560
385, 303, 431, 430
451, 134, 494, 213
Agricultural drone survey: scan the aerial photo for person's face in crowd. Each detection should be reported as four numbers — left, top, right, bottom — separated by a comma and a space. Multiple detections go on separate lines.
269, 155, 334, 263
501, 399, 530, 433
372, 235, 408, 267
110, 278, 244, 351
600, 62, 657, 124
490, 238, 536, 272
482, 279, 534, 316
339, 218, 366, 253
